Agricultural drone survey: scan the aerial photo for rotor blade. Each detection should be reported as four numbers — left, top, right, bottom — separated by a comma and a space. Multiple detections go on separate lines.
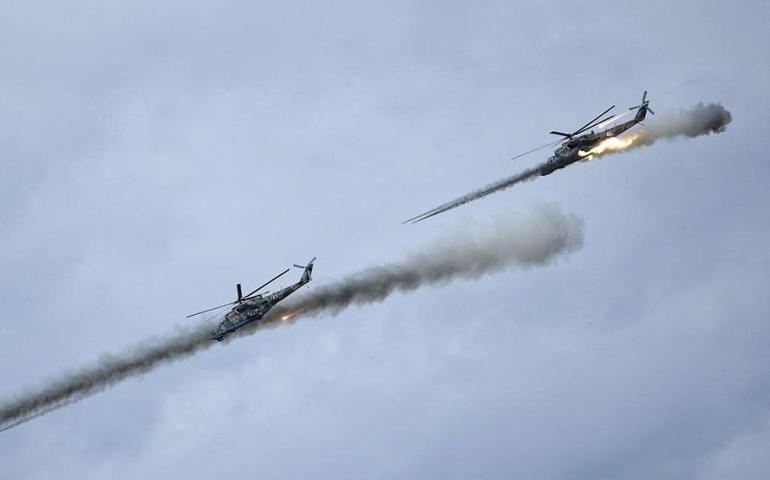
510, 138, 563, 161
572, 113, 620, 136
549, 131, 573, 138
571, 105, 615, 136
186, 301, 237, 319
628, 102, 653, 115
242, 268, 290, 299
594, 110, 633, 129
293, 256, 317, 268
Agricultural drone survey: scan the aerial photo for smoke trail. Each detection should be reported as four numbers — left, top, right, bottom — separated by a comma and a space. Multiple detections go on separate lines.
0, 207, 583, 432
0, 327, 213, 432
630, 102, 732, 149
404, 102, 732, 223
275, 205, 581, 321
402, 166, 542, 224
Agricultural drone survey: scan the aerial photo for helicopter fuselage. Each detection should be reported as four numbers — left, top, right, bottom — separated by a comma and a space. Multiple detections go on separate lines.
209, 296, 273, 341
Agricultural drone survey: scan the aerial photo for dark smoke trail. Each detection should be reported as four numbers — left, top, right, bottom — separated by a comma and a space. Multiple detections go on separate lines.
0, 207, 583, 432
275, 206, 581, 321
405, 102, 733, 222
0, 327, 213, 432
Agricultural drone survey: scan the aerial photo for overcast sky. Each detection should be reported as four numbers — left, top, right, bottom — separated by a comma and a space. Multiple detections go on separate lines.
1, 1, 769, 478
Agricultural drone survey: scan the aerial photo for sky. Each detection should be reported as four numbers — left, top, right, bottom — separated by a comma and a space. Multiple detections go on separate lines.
1, 0, 769, 478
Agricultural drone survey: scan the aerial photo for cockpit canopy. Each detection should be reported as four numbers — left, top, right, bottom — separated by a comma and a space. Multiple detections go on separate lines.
556, 144, 572, 154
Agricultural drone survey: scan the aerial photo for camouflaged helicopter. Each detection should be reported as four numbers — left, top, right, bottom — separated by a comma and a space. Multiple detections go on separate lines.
538, 90, 654, 175
402, 91, 654, 224
187, 257, 316, 341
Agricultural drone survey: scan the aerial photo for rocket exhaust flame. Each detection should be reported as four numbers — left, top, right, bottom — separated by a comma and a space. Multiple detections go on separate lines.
0, 207, 583, 432
578, 134, 638, 160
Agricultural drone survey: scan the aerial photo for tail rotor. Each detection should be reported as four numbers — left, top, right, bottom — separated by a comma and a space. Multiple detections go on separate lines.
294, 256, 316, 284
629, 90, 655, 115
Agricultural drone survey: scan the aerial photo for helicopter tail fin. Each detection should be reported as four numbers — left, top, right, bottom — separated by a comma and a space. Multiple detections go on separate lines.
294, 257, 316, 284
629, 90, 654, 121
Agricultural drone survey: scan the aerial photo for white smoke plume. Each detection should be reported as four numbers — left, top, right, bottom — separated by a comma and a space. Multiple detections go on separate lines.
632, 102, 732, 148
0, 207, 583, 432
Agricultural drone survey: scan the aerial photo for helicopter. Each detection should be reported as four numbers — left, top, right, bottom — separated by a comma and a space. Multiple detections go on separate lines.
539, 90, 654, 175
187, 257, 316, 341
402, 91, 654, 224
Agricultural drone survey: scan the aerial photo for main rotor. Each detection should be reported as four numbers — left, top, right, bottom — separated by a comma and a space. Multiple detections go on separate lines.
185, 268, 290, 318
549, 104, 616, 140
